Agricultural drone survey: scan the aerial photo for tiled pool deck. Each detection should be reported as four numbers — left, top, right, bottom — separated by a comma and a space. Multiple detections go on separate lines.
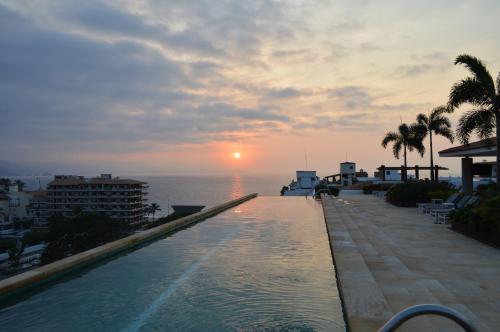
323, 195, 500, 332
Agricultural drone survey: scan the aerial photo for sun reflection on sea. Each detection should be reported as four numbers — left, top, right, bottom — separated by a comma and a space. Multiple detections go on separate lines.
230, 174, 244, 200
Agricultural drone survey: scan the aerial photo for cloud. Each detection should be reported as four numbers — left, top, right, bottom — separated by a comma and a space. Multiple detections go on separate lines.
265, 87, 302, 99
61, 2, 223, 57
0, 3, 293, 160
395, 64, 433, 77
393, 52, 451, 78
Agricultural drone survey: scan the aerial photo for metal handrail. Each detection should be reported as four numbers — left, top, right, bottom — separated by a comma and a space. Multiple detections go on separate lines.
378, 304, 478, 332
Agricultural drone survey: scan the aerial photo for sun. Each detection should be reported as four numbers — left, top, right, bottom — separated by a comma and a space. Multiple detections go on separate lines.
233, 152, 241, 159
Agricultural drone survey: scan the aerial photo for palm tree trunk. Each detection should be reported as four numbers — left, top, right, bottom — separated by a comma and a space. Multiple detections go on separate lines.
496, 114, 500, 194
429, 132, 434, 182
403, 144, 407, 182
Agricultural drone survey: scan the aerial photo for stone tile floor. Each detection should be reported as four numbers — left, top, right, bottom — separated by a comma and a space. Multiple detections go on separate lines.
323, 195, 500, 332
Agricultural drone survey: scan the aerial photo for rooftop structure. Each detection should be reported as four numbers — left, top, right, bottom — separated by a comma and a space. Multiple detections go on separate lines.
439, 137, 496, 157
439, 138, 497, 194
282, 171, 320, 196
340, 162, 356, 185
46, 174, 148, 225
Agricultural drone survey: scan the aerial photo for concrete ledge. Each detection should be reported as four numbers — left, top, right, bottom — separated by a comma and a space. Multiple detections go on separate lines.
0, 193, 257, 299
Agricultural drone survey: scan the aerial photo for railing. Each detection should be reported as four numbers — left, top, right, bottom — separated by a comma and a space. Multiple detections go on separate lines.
378, 304, 477, 332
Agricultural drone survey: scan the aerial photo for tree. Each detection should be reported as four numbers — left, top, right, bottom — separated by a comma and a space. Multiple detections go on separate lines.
382, 123, 425, 180
448, 54, 500, 193
148, 203, 161, 222
0, 178, 11, 191
416, 106, 454, 181
41, 213, 130, 265
14, 179, 25, 191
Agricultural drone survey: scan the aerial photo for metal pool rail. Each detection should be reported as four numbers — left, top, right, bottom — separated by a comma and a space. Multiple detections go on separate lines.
377, 304, 478, 332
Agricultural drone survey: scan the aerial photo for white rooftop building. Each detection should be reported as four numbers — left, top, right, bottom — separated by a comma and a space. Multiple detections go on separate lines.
282, 171, 320, 196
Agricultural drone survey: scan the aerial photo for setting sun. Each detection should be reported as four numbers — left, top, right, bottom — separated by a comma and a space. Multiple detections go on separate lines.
233, 152, 241, 159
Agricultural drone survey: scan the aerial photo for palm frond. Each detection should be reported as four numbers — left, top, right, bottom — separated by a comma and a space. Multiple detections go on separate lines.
430, 105, 451, 119
392, 140, 402, 159
448, 77, 491, 110
497, 72, 500, 97
456, 109, 494, 144
382, 132, 399, 148
455, 54, 496, 99
398, 123, 410, 139
414, 141, 425, 157
431, 115, 452, 130
434, 126, 454, 143
475, 111, 495, 140
409, 122, 427, 140
416, 113, 429, 126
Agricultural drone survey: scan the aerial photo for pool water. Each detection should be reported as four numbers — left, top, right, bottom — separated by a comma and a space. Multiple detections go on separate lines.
0, 197, 345, 331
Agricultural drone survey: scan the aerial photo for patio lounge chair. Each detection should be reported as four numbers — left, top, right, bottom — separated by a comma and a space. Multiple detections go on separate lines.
434, 196, 480, 224
419, 193, 461, 214
428, 195, 472, 218
417, 193, 460, 213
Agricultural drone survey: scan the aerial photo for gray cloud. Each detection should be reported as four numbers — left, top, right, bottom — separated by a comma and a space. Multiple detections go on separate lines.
328, 86, 430, 112
265, 87, 302, 99
61, 2, 223, 57
0, 3, 293, 160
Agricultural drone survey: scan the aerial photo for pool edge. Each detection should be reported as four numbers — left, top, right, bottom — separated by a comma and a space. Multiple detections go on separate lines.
321, 196, 351, 332
0, 193, 258, 300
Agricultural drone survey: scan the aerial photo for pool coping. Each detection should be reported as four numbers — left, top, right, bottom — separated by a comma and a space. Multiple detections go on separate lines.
321, 197, 352, 332
0, 193, 258, 300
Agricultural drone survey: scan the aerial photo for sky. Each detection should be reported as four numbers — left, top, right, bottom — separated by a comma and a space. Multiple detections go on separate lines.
1, 0, 499, 176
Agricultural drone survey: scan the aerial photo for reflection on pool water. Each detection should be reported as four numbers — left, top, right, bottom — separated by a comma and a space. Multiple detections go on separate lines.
0, 197, 345, 331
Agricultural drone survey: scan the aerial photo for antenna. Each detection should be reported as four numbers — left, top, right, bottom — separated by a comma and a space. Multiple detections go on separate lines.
399, 114, 403, 124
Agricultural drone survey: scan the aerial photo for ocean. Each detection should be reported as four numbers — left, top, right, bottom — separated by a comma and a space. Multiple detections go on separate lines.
8, 174, 292, 218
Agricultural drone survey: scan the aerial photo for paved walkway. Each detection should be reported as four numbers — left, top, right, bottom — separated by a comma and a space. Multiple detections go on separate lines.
322, 195, 500, 332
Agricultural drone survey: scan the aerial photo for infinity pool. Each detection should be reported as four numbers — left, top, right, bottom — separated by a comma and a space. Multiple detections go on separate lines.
0, 197, 345, 331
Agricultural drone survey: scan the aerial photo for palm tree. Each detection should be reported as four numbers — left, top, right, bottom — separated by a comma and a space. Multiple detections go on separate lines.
448, 54, 500, 193
148, 203, 161, 222
382, 123, 425, 180
416, 106, 454, 181
14, 180, 25, 191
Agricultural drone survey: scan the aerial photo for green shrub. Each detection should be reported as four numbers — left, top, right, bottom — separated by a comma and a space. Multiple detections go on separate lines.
426, 190, 457, 201
476, 183, 497, 201
386, 180, 454, 207
474, 196, 500, 231
451, 195, 500, 231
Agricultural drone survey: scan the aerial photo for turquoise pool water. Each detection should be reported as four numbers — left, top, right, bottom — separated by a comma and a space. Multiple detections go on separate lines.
0, 197, 345, 331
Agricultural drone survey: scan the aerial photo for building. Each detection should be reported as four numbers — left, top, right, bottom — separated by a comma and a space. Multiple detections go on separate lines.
28, 190, 50, 228
355, 169, 368, 178
46, 174, 148, 225
0, 184, 33, 238
340, 162, 356, 186
296, 171, 319, 190
473, 161, 497, 179
282, 171, 320, 196
439, 137, 497, 194
374, 169, 401, 181
0, 193, 12, 237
